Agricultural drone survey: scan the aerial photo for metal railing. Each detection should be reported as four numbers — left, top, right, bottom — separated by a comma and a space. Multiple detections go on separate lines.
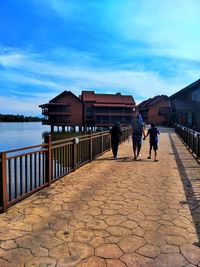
0, 127, 130, 213
175, 124, 200, 159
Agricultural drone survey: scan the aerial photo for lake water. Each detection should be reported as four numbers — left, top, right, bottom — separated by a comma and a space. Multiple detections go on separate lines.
0, 122, 51, 152
0, 122, 92, 152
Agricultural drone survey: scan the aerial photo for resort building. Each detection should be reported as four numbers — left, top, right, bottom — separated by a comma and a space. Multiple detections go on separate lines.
170, 79, 200, 131
39, 90, 136, 129
39, 91, 83, 131
80, 91, 135, 127
138, 95, 171, 126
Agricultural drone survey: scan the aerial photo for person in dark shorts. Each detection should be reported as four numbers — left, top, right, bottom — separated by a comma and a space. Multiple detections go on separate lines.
109, 121, 122, 159
131, 111, 145, 160
144, 122, 160, 162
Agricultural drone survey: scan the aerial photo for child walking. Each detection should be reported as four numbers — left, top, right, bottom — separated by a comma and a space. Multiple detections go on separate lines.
144, 122, 160, 162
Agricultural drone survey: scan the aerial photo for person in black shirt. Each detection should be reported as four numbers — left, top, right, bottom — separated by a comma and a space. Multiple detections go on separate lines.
109, 121, 122, 159
144, 122, 160, 162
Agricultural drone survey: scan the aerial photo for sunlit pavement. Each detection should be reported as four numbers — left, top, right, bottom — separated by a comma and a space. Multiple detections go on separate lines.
0, 127, 200, 267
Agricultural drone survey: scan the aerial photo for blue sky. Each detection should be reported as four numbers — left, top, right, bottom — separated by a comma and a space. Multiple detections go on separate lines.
0, 0, 200, 116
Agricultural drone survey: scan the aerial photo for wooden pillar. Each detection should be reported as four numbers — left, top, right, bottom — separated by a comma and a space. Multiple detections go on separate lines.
44, 135, 52, 187
101, 132, 104, 155
197, 134, 200, 158
0, 152, 8, 213
89, 130, 93, 161
72, 138, 77, 170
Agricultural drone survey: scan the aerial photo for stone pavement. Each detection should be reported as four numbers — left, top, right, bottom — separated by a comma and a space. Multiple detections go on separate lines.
0, 127, 200, 267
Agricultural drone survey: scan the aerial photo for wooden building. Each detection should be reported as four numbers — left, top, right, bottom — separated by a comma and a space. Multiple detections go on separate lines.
170, 79, 200, 131
80, 91, 135, 127
40, 90, 136, 129
39, 91, 83, 131
138, 95, 171, 126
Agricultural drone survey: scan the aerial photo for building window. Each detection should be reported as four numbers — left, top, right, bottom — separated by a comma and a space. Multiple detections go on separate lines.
86, 108, 93, 119
96, 115, 109, 123
49, 105, 69, 113
110, 108, 122, 113
95, 107, 109, 113
110, 116, 122, 124
123, 116, 131, 123
192, 88, 200, 102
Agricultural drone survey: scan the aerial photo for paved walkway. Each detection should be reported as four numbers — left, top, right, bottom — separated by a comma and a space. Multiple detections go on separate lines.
0, 128, 200, 267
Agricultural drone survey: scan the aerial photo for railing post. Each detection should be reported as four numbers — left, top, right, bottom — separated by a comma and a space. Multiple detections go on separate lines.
72, 138, 77, 170
197, 133, 200, 159
183, 128, 187, 144
101, 132, 104, 154
89, 131, 93, 161
44, 135, 52, 186
0, 152, 8, 213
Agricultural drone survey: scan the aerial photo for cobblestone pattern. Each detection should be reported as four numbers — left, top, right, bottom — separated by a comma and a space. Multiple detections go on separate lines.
0, 128, 200, 267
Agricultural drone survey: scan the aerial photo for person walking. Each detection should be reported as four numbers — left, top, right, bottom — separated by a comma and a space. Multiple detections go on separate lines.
131, 111, 146, 160
109, 121, 122, 159
144, 122, 160, 162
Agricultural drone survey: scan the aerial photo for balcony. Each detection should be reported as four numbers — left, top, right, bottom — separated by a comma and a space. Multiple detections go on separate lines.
42, 111, 71, 115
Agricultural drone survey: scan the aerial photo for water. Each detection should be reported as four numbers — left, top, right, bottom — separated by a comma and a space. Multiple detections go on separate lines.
0, 122, 50, 152
0, 122, 93, 152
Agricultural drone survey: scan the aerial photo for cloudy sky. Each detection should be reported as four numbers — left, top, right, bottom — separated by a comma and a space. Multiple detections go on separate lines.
0, 0, 200, 116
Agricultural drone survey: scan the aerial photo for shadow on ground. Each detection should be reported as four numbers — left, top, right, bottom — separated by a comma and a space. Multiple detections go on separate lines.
95, 157, 153, 163
169, 133, 200, 247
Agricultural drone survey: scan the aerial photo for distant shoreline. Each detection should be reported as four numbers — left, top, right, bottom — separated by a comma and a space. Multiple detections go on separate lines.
0, 114, 42, 122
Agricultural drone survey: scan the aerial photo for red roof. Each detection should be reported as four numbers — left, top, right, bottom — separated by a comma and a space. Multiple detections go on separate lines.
81, 91, 95, 101
138, 95, 169, 108
81, 91, 135, 105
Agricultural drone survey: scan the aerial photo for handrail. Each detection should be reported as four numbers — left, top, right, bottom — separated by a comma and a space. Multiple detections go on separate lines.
175, 124, 200, 159
2, 143, 47, 154
0, 127, 130, 213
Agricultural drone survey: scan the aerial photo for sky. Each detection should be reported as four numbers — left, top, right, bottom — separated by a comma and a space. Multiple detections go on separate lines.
0, 0, 200, 116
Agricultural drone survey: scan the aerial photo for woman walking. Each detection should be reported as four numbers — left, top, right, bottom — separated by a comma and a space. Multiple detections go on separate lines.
109, 121, 122, 159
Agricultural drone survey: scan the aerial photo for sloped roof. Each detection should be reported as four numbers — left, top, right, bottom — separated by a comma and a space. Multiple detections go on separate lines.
170, 78, 200, 99
148, 95, 169, 106
138, 95, 168, 109
49, 90, 82, 103
81, 91, 95, 101
39, 90, 83, 107
137, 98, 151, 108
81, 91, 135, 105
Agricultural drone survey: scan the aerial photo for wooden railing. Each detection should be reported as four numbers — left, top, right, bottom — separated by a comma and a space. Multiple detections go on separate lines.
0, 127, 130, 213
175, 124, 200, 159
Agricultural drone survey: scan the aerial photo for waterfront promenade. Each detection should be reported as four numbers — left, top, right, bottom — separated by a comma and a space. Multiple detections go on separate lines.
0, 127, 200, 267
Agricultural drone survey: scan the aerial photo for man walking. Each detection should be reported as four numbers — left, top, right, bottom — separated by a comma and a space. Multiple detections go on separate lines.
131, 111, 145, 160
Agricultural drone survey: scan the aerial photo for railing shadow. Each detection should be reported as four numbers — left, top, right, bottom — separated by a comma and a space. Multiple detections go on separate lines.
169, 133, 200, 247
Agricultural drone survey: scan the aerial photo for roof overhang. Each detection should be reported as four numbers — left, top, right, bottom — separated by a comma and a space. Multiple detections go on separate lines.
93, 103, 135, 108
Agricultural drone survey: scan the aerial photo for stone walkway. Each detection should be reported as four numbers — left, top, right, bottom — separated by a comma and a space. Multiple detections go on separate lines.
0, 128, 200, 267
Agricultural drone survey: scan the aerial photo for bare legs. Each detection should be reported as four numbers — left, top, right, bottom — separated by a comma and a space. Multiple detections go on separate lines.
147, 144, 158, 161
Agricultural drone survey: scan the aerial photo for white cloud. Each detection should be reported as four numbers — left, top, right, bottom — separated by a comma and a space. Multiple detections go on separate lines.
1, 49, 199, 95
0, 96, 41, 116
39, 0, 81, 19
112, 0, 200, 61
0, 47, 199, 115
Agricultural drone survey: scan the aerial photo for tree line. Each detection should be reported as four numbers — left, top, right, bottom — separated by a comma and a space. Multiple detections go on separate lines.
0, 114, 42, 122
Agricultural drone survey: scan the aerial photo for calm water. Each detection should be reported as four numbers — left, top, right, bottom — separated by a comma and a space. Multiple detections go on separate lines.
0, 122, 90, 152
0, 122, 50, 152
